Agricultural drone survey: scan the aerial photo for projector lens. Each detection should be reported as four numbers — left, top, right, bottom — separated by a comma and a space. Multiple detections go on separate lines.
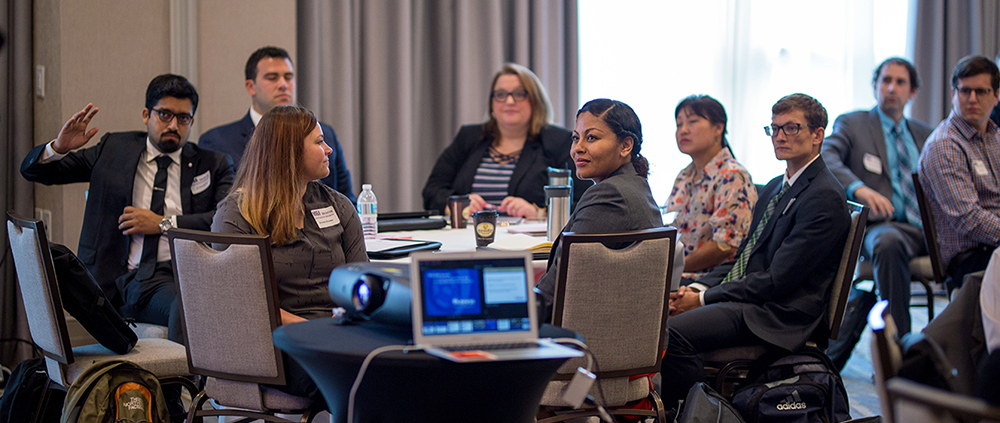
354, 282, 370, 310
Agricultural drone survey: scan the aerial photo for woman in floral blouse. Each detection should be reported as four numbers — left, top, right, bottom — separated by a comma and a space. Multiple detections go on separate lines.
666, 95, 757, 280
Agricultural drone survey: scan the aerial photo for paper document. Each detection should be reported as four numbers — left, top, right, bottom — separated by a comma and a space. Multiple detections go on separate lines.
489, 233, 552, 253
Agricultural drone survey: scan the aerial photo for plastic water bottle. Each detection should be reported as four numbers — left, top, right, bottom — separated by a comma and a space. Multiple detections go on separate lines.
357, 184, 378, 240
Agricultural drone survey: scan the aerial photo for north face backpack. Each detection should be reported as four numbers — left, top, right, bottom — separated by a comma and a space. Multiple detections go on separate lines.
61, 360, 169, 423
731, 347, 851, 423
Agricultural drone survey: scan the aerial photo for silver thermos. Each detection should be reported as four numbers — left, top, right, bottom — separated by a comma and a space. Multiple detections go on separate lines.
545, 185, 571, 242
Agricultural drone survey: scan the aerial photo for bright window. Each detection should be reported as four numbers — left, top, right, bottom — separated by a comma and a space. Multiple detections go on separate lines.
578, 0, 911, 204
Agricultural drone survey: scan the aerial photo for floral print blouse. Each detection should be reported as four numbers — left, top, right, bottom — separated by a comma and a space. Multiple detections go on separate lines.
666, 148, 757, 280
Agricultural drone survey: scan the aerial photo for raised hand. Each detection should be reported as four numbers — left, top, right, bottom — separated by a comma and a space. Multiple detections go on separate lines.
53, 104, 100, 154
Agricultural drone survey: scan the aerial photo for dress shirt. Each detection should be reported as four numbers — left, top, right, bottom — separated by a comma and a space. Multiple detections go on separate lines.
40, 139, 182, 268
249, 106, 263, 126
919, 112, 1000, 269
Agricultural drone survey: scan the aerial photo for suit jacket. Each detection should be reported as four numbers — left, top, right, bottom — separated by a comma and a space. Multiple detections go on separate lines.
699, 157, 850, 351
534, 162, 663, 321
200, 112, 356, 202
20, 131, 234, 300
822, 108, 933, 223
422, 124, 593, 212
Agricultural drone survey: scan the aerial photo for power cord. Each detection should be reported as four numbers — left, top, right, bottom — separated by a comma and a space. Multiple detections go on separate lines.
550, 337, 612, 422
347, 345, 422, 423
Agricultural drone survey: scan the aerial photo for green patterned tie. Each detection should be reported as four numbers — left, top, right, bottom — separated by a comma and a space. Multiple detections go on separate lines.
722, 182, 790, 283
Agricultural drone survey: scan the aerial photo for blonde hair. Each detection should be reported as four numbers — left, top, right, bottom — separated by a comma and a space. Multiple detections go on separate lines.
484, 63, 554, 140
230, 105, 318, 245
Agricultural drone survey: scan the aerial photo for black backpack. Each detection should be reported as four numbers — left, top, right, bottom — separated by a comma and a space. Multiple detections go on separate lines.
0, 358, 67, 423
61, 360, 169, 423
49, 243, 137, 354
731, 347, 851, 423
675, 382, 747, 423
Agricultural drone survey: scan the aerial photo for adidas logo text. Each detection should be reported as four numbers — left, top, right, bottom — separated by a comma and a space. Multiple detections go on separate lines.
776, 390, 807, 411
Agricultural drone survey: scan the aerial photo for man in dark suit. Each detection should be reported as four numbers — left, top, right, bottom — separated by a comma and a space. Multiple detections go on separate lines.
199, 46, 355, 202
21, 74, 234, 344
822, 58, 935, 369
660, 94, 850, 406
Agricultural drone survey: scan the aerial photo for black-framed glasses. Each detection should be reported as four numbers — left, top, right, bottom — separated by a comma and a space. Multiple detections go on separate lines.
151, 108, 194, 126
764, 122, 814, 137
956, 87, 994, 98
491, 89, 529, 103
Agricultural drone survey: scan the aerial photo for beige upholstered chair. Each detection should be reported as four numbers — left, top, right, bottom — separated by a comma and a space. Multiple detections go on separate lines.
167, 228, 320, 423
886, 377, 1000, 423
703, 202, 869, 396
538, 226, 676, 423
6, 212, 195, 410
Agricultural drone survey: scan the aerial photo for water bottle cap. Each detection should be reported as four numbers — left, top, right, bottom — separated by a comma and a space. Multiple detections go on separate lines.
362, 184, 372, 190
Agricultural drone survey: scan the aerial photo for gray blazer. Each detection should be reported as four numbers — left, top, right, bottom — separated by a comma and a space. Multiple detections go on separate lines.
822, 108, 933, 222
535, 162, 662, 321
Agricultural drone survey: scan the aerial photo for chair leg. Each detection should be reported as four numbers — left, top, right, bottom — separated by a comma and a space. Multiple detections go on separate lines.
649, 389, 667, 423
917, 278, 934, 320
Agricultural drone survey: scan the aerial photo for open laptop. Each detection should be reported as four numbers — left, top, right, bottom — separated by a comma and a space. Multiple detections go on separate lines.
410, 250, 583, 362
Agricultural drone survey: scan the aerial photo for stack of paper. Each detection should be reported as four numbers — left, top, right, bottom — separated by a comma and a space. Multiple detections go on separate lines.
490, 233, 552, 254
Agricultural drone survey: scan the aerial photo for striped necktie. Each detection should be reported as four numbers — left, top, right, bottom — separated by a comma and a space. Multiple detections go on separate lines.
892, 125, 922, 228
722, 181, 790, 283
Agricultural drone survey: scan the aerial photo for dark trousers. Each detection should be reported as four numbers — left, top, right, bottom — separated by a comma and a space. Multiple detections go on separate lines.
659, 302, 769, 408
117, 261, 183, 344
827, 222, 924, 369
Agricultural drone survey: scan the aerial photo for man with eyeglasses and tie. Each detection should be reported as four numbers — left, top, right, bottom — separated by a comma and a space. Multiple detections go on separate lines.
200, 46, 355, 202
661, 94, 849, 407
821, 58, 935, 370
20, 74, 234, 345
919, 55, 1000, 289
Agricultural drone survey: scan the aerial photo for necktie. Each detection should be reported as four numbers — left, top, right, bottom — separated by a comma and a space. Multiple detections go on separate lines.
137, 156, 172, 280
722, 182, 789, 283
892, 125, 922, 228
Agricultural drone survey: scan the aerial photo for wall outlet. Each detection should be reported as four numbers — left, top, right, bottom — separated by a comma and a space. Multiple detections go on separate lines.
34, 208, 52, 241
35, 65, 45, 98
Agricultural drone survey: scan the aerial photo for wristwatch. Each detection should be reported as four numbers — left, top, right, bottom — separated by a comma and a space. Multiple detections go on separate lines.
159, 216, 174, 234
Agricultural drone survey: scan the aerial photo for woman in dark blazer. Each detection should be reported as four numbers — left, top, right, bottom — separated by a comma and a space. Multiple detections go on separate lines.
422, 63, 591, 218
535, 98, 663, 321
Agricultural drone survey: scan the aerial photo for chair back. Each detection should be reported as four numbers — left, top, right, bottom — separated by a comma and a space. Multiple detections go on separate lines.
6, 212, 74, 369
168, 229, 285, 389
870, 299, 902, 423
552, 226, 676, 381
913, 172, 947, 286
827, 202, 869, 340
886, 377, 1000, 423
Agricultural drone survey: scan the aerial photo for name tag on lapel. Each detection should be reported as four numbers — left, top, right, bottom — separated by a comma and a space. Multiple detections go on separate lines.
311, 206, 341, 228
973, 160, 989, 176
782, 198, 796, 215
863, 153, 882, 175
191, 171, 211, 194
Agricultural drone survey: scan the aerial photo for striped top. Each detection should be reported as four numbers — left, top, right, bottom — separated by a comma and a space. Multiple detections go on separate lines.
471, 153, 517, 206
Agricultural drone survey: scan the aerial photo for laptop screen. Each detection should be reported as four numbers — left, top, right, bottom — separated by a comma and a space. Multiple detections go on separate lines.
416, 256, 532, 337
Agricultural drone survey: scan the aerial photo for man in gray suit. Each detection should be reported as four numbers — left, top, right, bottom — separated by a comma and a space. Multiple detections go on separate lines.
823, 57, 935, 369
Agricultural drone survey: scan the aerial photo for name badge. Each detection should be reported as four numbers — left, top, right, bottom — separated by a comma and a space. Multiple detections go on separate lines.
191, 171, 211, 194
973, 159, 989, 176
863, 153, 882, 175
311, 206, 341, 228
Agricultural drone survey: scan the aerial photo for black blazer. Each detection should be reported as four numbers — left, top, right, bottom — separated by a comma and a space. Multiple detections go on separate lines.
21, 132, 234, 299
199, 112, 356, 202
699, 157, 850, 351
822, 108, 933, 223
421, 124, 593, 212
534, 162, 663, 321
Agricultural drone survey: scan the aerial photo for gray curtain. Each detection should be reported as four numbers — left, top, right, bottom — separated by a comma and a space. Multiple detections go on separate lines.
912, 0, 1000, 126
1, 0, 35, 367
297, 0, 578, 212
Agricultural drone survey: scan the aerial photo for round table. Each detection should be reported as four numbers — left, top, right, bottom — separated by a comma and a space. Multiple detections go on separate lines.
273, 318, 580, 422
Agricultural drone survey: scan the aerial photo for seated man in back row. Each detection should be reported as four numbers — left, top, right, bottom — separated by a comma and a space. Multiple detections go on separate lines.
661, 93, 850, 406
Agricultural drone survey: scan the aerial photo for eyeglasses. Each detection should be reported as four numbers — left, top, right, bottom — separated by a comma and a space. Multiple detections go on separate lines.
764, 122, 814, 137
151, 108, 194, 126
492, 89, 529, 103
956, 87, 994, 98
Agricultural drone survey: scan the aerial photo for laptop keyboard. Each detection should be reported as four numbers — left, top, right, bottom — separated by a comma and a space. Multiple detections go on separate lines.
438, 342, 539, 352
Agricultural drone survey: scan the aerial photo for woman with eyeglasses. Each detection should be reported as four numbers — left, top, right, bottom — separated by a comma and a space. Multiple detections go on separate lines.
665, 95, 757, 281
422, 63, 592, 219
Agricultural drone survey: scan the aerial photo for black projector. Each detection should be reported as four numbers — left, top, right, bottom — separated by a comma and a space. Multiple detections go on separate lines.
329, 262, 412, 327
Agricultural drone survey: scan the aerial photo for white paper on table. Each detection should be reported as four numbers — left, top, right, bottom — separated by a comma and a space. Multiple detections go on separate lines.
365, 238, 431, 252
489, 233, 550, 251
505, 223, 548, 236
